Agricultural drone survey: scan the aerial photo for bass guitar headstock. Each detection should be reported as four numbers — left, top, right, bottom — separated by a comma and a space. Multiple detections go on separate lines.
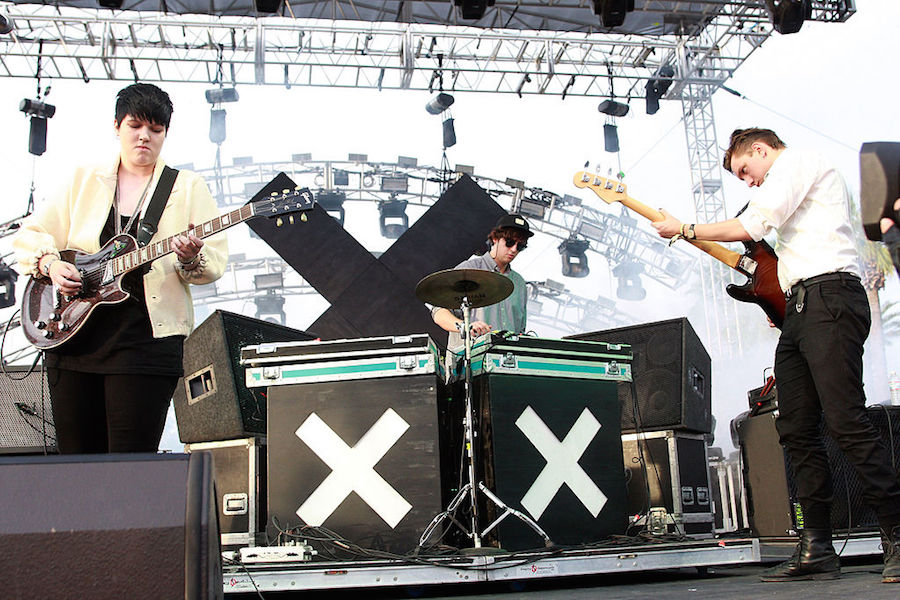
572, 171, 629, 205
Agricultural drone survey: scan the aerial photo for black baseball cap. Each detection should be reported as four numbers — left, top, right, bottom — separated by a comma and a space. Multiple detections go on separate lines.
494, 213, 534, 238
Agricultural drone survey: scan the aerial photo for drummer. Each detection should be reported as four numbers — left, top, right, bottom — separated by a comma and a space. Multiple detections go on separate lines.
431, 213, 533, 349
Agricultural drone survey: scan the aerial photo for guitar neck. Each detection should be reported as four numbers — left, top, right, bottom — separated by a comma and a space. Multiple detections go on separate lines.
614, 195, 746, 272
113, 204, 254, 275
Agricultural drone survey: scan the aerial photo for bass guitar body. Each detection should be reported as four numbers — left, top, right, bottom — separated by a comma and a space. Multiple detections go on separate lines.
723, 239, 786, 329
22, 234, 137, 350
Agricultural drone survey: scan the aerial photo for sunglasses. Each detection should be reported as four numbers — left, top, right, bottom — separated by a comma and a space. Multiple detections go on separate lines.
501, 236, 527, 251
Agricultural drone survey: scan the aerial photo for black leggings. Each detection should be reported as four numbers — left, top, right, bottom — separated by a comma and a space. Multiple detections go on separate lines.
47, 368, 178, 454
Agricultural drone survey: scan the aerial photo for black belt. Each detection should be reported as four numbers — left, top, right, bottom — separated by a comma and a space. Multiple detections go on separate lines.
785, 272, 860, 313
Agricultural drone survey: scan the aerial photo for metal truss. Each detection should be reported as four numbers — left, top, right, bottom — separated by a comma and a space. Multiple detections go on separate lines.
0, 2, 853, 99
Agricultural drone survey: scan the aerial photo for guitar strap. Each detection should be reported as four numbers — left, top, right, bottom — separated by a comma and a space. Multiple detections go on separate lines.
136, 165, 179, 248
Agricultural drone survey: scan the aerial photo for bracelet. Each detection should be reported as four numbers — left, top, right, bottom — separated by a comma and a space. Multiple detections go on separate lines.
686, 224, 696, 240
40, 255, 59, 277
178, 253, 200, 266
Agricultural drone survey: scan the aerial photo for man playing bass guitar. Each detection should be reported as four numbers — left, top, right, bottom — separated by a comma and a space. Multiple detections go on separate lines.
653, 127, 900, 585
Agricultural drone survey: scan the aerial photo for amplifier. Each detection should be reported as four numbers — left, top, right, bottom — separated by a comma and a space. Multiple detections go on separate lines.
747, 376, 777, 416
0, 366, 56, 455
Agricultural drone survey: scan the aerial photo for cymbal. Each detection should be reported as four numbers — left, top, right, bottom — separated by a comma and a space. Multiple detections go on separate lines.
415, 268, 513, 309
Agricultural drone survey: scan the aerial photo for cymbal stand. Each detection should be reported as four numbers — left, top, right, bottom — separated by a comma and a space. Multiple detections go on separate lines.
419, 296, 551, 551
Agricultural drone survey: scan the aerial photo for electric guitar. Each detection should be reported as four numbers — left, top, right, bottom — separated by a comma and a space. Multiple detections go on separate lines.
573, 171, 786, 328
22, 186, 315, 350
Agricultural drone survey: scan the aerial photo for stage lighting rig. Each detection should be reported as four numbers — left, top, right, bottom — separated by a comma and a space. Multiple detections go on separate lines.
425, 93, 454, 115
592, 0, 634, 28
612, 260, 645, 301
765, 0, 813, 34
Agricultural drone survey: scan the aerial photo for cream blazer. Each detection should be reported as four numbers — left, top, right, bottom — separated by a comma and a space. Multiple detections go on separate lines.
13, 157, 228, 338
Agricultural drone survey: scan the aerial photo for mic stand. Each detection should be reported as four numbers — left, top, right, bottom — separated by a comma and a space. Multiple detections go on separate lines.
419, 295, 551, 552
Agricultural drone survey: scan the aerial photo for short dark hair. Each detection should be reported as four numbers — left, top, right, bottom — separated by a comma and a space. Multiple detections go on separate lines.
489, 227, 529, 243
723, 128, 786, 172
115, 83, 174, 129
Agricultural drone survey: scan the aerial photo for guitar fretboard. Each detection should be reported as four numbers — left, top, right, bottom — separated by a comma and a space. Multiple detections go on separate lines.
110, 205, 254, 275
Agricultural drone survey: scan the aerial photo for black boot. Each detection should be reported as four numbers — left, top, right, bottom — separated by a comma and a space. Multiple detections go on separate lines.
760, 528, 840, 582
882, 525, 900, 584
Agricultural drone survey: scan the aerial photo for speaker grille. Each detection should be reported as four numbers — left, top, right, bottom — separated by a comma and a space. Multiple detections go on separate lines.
568, 318, 711, 434
0, 367, 56, 454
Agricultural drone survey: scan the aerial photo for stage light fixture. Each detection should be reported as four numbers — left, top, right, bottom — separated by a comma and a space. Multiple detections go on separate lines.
379, 198, 409, 239
19, 99, 56, 119
453, 0, 495, 20
767, 0, 812, 35
204, 87, 239, 104
380, 175, 409, 193
292, 153, 312, 163
598, 100, 629, 117
254, 272, 284, 290
316, 190, 347, 225
398, 156, 418, 168
255, 291, 286, 325
559, 237, 590, 278
645, 65, 675, 115
425, 93, 455, 115
333, 169, 350, 186
98, 0, 124, 8
604, 123, 620, 153
612, 260, 646, 300
209, 109, 226, 144
0, 13, 15, 35
592, 0, 633, 28
254, 0, 282, 13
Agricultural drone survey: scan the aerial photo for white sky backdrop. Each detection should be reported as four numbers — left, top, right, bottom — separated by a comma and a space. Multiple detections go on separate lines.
0, 0, 897, 452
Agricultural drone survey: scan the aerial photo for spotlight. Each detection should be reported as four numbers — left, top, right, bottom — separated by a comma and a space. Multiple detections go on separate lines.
254, 272, 284, 290
453, 0, 495, 20
604, 123, 619, 153
333, 170, 350, 186
316, 190, 346, 225
559, 237, 590, 278
612, 260, 646, 300
205, 87, 239, 104
0, 13, 15, 35
255, 291, 286, 325
442, 117, 457, 149
592, 0, 633, 28
767, 0, 812, 35
19, 99, 56, 119
254, 0, 283, 13
645, 65, 675, 115
379, 198, 409, 239
425, 93, 455, 115
598, 100, 629, 117
380, 175, 409, 193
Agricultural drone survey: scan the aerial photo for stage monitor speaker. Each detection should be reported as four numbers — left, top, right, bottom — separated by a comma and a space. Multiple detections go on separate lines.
0, 366, 56, 455
737, 406, 900, 537
173, 310, 315, 443
567, 317, 712, 434
860, 141, 900, 241
0, 452, 221, 600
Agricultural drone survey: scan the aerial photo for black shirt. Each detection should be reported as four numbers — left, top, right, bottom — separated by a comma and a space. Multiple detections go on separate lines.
45, 208, 184, 376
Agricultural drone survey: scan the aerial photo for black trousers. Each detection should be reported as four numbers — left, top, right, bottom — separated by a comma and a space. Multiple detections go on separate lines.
774, 274, 900, 529
47, 368, 178, 454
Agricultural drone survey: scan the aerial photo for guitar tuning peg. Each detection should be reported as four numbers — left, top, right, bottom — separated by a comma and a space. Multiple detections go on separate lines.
276, 217, 283, 227
583, 160, 589, 168
289, 215, 294, 224
282, 189, 289, 194
270, 191, 278, 197
301, 213, 308, 222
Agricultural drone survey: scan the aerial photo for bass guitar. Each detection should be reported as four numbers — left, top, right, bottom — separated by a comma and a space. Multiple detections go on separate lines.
22, 185, 315, 350
573, 171, 786, 328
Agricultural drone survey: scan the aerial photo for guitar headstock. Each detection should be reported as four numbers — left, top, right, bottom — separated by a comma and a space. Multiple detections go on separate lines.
572, 171, 629, 205
251, 187, 316, 219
